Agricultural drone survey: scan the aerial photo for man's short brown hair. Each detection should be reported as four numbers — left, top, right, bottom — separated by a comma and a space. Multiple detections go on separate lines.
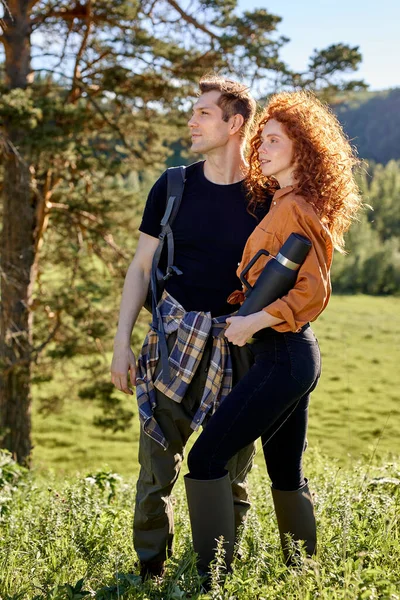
199, 74, 256, 139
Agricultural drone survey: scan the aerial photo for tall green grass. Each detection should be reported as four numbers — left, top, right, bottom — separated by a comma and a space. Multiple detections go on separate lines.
1, 449, 399, 599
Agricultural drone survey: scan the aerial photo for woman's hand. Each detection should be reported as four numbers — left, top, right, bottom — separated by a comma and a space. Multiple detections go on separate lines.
224, 314, 261, 346
224, 316, 254, 346
224, 310, 284, 346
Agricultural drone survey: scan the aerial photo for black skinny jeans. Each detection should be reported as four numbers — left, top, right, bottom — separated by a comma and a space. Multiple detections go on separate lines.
187, 325, 321, 492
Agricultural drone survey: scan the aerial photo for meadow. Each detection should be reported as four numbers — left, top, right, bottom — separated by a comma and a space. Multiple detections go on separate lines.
1, 294, 399, 599
31, 295, 400, 477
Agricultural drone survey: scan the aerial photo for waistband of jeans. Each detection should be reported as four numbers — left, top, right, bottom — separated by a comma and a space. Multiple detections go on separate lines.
247, 322, 310, 343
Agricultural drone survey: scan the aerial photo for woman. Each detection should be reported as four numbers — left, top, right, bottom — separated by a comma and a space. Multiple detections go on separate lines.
184, 90, 362, 575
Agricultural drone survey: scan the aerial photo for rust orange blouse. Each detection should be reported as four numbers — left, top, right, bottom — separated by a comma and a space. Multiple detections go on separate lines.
227, 186, 334, 333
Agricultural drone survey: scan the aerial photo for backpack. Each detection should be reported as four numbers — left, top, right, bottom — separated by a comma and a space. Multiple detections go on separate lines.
144, 165, 186, 313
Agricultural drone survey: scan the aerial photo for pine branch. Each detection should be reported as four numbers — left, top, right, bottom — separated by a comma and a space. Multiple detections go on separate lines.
79, 49, 111, 75
165, 0, 219, 41
1, 311, 62, 375
73, 77, 143, 160
68, 0, 92, 103
31, 2, 92, 27
30, 67, 143, 160
48, 202, 129, 260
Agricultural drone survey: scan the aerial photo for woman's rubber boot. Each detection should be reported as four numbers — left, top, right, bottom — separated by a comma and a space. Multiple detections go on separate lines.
271, 479, 317, 565
184, 473, 235, 581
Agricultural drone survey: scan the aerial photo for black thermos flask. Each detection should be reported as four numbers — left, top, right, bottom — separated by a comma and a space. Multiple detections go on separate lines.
237, 233, 312, 317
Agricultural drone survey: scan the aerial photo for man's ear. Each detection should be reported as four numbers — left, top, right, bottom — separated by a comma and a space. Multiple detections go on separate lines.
230, 114, 245, 136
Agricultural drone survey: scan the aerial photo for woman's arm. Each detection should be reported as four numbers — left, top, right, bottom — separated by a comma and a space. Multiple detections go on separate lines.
225, 198, 333, 344
265, 202, 333, 333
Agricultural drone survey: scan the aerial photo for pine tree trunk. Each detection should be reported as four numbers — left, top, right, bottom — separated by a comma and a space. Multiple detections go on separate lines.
0, 1, 34, 465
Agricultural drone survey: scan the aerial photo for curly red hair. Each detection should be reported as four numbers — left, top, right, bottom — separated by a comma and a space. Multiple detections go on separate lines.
247, 90, 362, 252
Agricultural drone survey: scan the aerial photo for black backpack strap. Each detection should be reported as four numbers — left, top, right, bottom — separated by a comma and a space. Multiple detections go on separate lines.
150, 165, 186, 383
159, 165, 186, 282
150, 165, 185, 302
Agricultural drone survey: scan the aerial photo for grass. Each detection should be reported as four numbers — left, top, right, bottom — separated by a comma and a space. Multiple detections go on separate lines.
0, 449, 399, 599
2, 295, 400, 598
309, 295, 400, 462
31, 295, 400, 479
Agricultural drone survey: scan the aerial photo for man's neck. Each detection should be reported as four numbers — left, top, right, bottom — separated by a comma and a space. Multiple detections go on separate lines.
203, 145, 247, 185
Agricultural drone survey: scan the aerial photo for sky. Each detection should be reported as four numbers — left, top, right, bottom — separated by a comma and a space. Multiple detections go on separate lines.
237, 0, 399, 91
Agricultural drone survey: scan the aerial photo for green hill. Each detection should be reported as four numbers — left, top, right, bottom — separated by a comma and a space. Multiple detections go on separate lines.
334, 88, 400, 163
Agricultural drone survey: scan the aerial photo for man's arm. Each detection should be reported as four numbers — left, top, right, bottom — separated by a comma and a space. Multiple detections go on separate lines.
111, 232, 159, 394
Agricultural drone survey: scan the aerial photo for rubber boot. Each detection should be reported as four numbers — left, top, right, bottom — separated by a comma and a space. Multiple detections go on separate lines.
271, 479, 317, 565
184, 473, 235, 575
139, 559, 165, 580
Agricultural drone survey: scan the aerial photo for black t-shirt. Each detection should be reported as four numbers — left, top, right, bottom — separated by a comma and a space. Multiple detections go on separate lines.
139, 161, 271, 316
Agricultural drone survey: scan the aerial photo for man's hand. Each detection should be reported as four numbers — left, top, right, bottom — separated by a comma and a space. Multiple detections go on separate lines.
224, 315, 258, 346
111, 344, 137, 395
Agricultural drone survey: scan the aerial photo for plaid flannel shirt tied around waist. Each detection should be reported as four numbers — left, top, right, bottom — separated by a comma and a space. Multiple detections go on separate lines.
136, 291, 233, 450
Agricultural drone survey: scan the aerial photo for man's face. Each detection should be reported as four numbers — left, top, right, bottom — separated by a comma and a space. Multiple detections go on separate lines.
188, 90, 233, 154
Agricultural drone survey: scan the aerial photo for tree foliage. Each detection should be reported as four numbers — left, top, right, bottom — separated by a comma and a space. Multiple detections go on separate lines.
290, 43, 367, 102
332, 160, 400, 295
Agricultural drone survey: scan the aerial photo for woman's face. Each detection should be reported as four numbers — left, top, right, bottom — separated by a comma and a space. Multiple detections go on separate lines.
258, 119, 295, 187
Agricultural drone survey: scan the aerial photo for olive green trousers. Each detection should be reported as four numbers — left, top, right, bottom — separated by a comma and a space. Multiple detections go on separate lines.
133, 335, 255, 564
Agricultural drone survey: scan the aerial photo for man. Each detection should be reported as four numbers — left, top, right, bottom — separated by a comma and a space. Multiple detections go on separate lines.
111, 75, 269, 579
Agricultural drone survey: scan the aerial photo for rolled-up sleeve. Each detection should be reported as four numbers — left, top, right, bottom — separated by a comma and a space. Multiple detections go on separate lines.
264, 201, 333, 332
